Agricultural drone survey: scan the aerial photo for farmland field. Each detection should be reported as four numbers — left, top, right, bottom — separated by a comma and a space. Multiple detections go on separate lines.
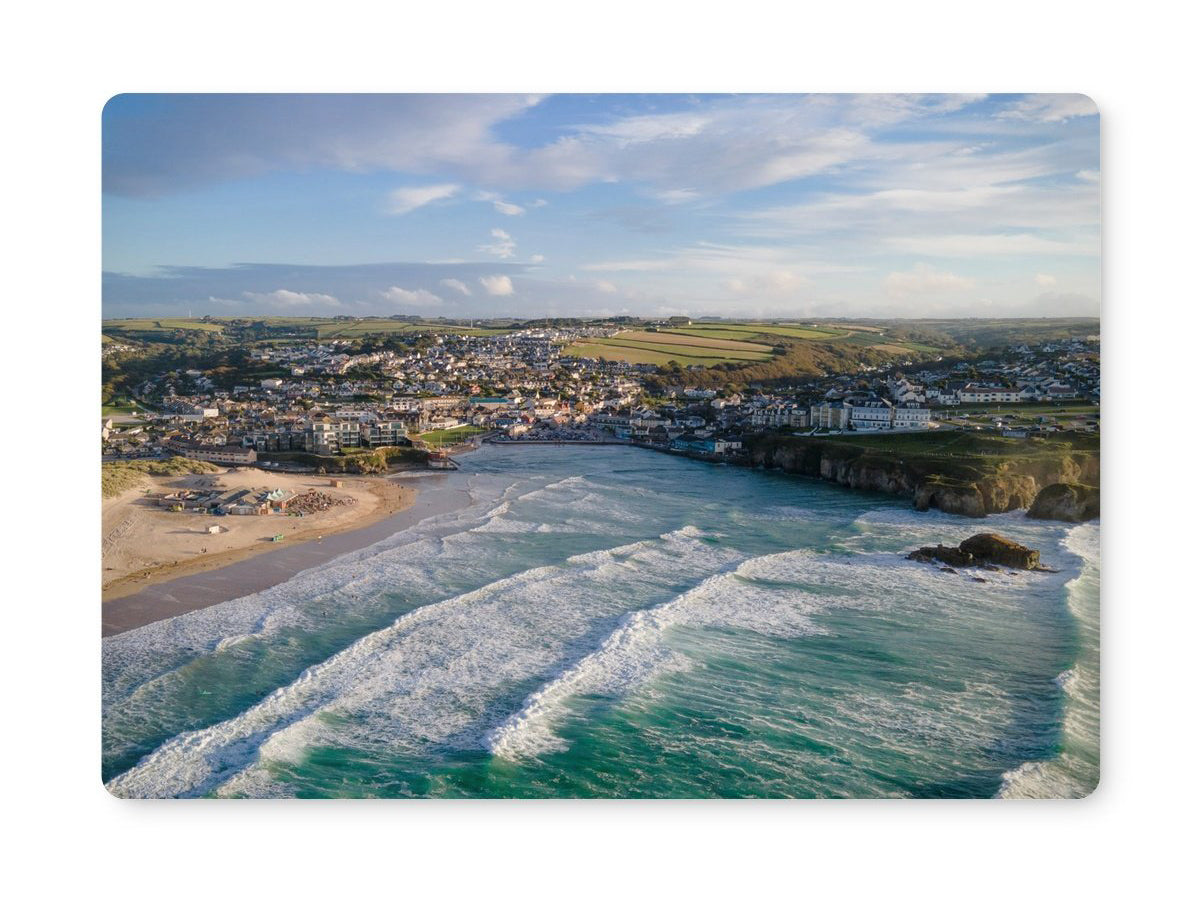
672, 324, 849, 341
563, 342, 685, 367
103, 318, 226, 334
617, 330, 775, 352
564, 329, 776, 366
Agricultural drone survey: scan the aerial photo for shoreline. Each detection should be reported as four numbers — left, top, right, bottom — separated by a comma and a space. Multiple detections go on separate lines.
101, 471, 471, 637
102, 476, 417, 603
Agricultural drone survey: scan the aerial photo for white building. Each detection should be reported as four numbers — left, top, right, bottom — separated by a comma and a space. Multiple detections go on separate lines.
959, 383, 1021, 403
893, 403, 932, 429
848, 399, 893, 430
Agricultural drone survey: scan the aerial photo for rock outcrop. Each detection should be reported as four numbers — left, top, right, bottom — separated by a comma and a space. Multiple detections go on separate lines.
1026, 482, 1100, 522
907, 532, 1042, 570
905, 544, 974, 567
959, 533, 1041, 569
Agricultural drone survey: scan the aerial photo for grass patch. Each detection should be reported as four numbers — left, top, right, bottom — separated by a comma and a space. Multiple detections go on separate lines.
623, 330, 775, 352
102, 457, 222, 498
566, 332, 774, 367
674, 324, 848, 341
416, 425, 488, 447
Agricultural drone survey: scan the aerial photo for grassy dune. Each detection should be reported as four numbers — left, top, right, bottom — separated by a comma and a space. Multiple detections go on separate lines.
101, 457, 223, 498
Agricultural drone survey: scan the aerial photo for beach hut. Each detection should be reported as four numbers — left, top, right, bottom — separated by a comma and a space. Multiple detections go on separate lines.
271, 534, 284, 542
206, 524, 221, 534
329, 479, 343, 488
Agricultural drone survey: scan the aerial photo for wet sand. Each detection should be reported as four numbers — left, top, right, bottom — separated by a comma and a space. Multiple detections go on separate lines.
102, 473, 473, 637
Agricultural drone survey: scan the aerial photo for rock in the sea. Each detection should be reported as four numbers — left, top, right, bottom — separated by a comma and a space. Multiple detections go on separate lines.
960, 533, 1041, 569
905, 544, 974, 567
906, 533, 1042, 570
1027, 482, 1100, 522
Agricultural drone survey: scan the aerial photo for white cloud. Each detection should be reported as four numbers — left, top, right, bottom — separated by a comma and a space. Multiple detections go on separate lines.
529, 199, 548, 208
581, 112, 711, 146
478, 228, 517, 258
476, 190, 525, 215
242, 289, 341, 308
1076, 169, 1100, 182
653, 188, 700, 204
594, 280, 618, 293
381, 286, 443, 307
439, 278, 472, 296
530, 254, 545, 264
479, 274, 514, 296
886, 233, 1096, 257
1035, 273, 1058, 287
885, 264, 974, 298
998, 94, 1099, 123
386, 183, 460, 215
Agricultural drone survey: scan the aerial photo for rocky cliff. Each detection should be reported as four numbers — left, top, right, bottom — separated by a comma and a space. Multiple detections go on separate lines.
1026, 482, 1101, 522
747, 433, 1099, 518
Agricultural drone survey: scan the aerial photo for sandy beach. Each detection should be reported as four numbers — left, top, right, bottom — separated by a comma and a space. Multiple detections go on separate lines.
102, 468, 416, 603
101, 470, 473, 637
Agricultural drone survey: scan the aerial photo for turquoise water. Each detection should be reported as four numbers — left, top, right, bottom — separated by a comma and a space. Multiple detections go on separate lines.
103, 445, 1100, 798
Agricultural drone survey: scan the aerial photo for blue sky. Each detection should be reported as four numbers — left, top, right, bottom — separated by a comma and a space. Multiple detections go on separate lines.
102, 93, 1100, 319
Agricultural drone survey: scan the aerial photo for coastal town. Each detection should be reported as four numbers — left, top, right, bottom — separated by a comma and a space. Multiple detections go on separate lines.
102, 318, 1100, 468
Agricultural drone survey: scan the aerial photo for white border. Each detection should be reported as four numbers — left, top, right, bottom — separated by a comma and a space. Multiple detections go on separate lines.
6, 1, 1195, 896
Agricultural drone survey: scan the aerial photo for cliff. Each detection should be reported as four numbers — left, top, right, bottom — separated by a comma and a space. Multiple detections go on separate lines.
1026, 481, 1101, 522
747, 431, 1099, 518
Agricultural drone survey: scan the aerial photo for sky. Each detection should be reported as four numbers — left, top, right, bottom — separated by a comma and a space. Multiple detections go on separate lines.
102, 93, 1100, 320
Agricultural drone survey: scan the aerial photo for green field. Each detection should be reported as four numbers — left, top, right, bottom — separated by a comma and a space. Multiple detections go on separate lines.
670, 324, 849, 341
950, 402, 1097, 414
415, 425, 488, 447
673, 323, 943, 355
565, 328, 776, 367
102, 317, 513, 341
563, 320, 954, 369
104, 318, 226, 335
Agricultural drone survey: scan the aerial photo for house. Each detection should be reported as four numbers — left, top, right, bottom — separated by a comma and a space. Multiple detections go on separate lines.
670, 436, 741, 455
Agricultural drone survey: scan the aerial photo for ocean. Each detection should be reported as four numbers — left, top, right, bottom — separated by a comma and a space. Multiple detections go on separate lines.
102, 444, 1100, 799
